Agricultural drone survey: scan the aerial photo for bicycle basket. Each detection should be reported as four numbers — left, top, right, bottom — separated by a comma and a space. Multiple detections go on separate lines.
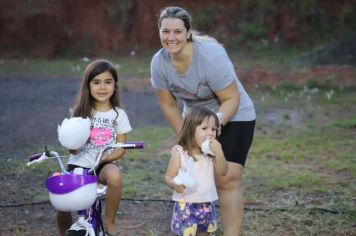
45, 173, 98, 211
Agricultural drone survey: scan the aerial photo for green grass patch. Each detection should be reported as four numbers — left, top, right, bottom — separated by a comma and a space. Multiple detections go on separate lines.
119, 126, 174, 199
334, 117, 356, 128
3, 71, 354, 234
0, 57, 151, 78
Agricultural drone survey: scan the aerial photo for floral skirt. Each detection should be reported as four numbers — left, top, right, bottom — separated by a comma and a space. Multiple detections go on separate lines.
171, 201, 217, 236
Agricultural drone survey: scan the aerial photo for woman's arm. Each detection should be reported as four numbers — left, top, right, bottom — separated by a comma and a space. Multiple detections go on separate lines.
101, 133, 127, 163
215, 82, 240, 126
155, 89, 183, 135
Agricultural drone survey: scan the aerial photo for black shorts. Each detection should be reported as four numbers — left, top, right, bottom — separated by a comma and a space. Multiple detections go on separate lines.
218, 120, 255, 166
67, 163, 107, 176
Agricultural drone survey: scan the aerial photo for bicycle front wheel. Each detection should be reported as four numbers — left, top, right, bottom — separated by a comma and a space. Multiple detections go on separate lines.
65, 230, 87, 236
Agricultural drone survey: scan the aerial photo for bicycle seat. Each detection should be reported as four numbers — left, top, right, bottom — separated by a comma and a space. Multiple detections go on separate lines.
46, 173, 98, 211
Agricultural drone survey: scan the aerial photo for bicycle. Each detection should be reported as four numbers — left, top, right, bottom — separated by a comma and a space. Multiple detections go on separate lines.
28, 142, 144, 236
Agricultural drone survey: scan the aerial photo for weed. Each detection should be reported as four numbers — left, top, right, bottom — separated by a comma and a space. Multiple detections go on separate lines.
334, 117, 356, 128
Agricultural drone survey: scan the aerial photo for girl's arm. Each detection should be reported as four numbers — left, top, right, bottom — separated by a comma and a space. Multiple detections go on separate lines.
165, 149, 185, 193
155, 89, 183, 135
215, 82, 240, 126
209, 139, 228, 176
101, 133, 127, 163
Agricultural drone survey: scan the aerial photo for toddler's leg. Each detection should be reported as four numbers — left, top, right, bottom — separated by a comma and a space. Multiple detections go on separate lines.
57, 211, 72, 236
99, 164, 122, 235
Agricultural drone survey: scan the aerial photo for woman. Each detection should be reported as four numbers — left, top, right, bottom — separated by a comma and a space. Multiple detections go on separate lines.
150, 6, 256, 236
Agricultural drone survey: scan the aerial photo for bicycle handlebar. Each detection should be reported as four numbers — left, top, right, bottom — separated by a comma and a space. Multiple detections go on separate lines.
27, 142, 144, 172
28, 152, 44, 162
88, 142, 144, 173
119, 141, 144, 149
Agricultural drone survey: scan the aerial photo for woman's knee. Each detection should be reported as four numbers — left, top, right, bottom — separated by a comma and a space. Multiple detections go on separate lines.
216, 162, 243, 190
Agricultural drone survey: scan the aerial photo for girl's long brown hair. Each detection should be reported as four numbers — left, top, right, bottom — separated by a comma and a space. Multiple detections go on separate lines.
72, 59, 120, 118
177, 107, 219, 158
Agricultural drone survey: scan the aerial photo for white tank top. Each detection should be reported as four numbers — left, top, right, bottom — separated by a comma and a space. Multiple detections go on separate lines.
172, 146, 218, 203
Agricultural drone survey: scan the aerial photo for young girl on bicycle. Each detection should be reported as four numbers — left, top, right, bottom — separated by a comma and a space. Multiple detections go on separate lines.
57, 59, 131, 236
165, 107, 228, 236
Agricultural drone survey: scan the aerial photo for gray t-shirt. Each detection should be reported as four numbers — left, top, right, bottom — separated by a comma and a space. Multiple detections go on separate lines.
151, 40, 256, 121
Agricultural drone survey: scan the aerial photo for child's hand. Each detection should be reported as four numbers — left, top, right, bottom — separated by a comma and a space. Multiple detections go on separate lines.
173, 183, 186, 193
69, 149, 79, 155
100, 154, 110, 163
207, 138, 223, 157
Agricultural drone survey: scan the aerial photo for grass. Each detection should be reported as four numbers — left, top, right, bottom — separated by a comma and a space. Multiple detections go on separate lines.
120, 126, 174, 199
0, 46, 314, 79
20, 84, 355, 235
2, 52, 355, 235
8, 95, 355, 234
0, 56, 151, 78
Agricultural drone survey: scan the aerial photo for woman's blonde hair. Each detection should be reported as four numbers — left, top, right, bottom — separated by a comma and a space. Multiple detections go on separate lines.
158, 6, 218, 44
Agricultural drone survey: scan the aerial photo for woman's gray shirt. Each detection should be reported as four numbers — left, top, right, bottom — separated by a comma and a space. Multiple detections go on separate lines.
151, 40, 256, 121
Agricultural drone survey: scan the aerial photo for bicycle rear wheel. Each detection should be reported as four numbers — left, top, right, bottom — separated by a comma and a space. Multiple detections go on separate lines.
65, 230, 87, 236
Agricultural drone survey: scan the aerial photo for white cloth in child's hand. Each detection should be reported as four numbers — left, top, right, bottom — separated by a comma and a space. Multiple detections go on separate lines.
173, 169, 197, 189
173, 157, 198, 189
202, 139, 214, 156
58, 117, 91, 150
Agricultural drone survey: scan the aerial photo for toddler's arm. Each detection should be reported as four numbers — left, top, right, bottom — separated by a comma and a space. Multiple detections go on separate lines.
209, 139, 228, 176
165, 147, 185, 193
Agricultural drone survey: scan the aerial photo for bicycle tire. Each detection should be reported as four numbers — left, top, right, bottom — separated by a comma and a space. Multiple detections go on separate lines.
65, 230, 87, 236
64, 198, 105, 236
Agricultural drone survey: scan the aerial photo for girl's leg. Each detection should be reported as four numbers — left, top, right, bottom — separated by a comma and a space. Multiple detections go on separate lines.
216, 162, 244, 236
99, 163, 122, 234
57, 211, 72, 236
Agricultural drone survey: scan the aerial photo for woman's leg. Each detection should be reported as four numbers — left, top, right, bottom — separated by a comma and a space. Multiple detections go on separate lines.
99, 163, 122, 234
217, 120, 255, 235
57, 211, 72, 236
216, 162, 244, 236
